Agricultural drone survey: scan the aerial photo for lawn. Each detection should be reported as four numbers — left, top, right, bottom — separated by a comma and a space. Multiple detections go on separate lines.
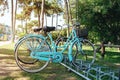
95, 47, 120, 68
0, 43, 81, 80
0, 43, 119, 80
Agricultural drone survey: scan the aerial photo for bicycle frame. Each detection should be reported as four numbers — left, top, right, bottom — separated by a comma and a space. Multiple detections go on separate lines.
15, 28, 82, 63
30, 28, 82, 63
48, 28, 77, 51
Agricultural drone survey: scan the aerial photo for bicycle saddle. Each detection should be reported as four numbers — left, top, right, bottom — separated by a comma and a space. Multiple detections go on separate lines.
34, 26, 55, 32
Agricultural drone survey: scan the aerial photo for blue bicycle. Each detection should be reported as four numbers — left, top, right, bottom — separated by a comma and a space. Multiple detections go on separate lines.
14, 26, 96, 73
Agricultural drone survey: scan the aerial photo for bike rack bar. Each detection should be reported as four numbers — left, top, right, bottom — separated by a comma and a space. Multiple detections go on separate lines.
61, 56, 119, 80
60, 63, 91, 80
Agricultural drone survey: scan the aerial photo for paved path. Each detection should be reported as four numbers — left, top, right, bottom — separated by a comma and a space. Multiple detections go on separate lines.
0, 41, 11, 46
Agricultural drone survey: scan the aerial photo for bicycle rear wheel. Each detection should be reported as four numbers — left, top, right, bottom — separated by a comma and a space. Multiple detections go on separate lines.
72, 39, 96, 69
15, 36, 51, 73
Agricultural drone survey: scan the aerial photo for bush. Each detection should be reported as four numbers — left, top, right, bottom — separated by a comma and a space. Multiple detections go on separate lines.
17, 32, 26, 38
51, 29, 67, 40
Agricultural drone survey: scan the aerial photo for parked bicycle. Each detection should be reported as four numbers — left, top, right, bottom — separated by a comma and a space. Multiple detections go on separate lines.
14, 25, 96, 73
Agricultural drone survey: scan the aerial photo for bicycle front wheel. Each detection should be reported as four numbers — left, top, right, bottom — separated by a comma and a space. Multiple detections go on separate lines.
72, 39, 96, 68
15, 36, 51, 73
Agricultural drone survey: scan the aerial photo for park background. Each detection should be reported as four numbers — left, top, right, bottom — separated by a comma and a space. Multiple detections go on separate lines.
0, 0, 120, 80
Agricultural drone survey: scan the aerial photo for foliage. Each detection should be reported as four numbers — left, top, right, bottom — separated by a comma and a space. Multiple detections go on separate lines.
0, 0, 8, 16
0, 25, 4, 34
17, 0, 63, 20
27, 20, 39, 28
70, 0, 120, 44
0, 29, 2, 34
17, 32, 26, 38
16, 0, 64, 34
52, 28, 67, 40
2, 0, 120, 44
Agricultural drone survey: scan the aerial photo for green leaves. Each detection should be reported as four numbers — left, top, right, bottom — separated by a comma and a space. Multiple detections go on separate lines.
0, 0, 9, 16
71, 0, 120, 44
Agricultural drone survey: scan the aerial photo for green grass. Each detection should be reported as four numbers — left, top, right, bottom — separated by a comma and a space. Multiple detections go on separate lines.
95, 47, 120, 69
0, 43, 119, 80
0, 43, 81, 80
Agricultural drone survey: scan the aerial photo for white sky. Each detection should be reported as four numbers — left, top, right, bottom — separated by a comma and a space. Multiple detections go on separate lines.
0, 12, 11, 26
0, 0, 11, 26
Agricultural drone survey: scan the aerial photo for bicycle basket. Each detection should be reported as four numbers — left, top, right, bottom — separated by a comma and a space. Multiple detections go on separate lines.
76, 28, 88, 38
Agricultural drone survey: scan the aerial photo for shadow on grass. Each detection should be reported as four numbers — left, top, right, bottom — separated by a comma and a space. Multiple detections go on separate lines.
1, 77, 14, 80
0, 47, 81, 80
1, 63, 82, 80
105, 51, 120, 62
20, 63, 81, 80
95, 51, 120, 69
0, 44, 80, 80
0, 48, 15, 61
0, 44, 19, 80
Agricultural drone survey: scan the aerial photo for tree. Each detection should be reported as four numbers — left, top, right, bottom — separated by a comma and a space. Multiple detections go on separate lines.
71, 0, 120, 44
27, 20, 39, 32
33, 1, 42, 28
17, 0, 63, 27
93, 0, 120, 44
0, 0, 8, 16
50, 0, 63, 27
11, 0, 15, 42
17, 0, 33, 33
16, 13, 25, 32
64, 0, 70, 36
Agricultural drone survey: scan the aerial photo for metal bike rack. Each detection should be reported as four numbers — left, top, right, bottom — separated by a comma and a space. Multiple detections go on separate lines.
61, 55, 119, 80
62, 0, 120, 79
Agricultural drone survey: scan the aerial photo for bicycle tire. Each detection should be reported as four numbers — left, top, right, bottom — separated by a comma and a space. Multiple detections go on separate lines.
72, 39, 96, 69
15, 36, 51, 73
14, 36, 39, 64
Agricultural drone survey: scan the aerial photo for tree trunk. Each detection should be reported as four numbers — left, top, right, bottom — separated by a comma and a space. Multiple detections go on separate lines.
14, 0, 17, 38
56, 14, 58, 27
51, 14, 53, 27
40, 0, 45, 28
21, 19, 24, 32
11, 0, 15, 42
25, 19, 28, 34
45, 14, 47, 25
38, 8, 40, 28
101, 41, 105, 59
64, 0, 70, 37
